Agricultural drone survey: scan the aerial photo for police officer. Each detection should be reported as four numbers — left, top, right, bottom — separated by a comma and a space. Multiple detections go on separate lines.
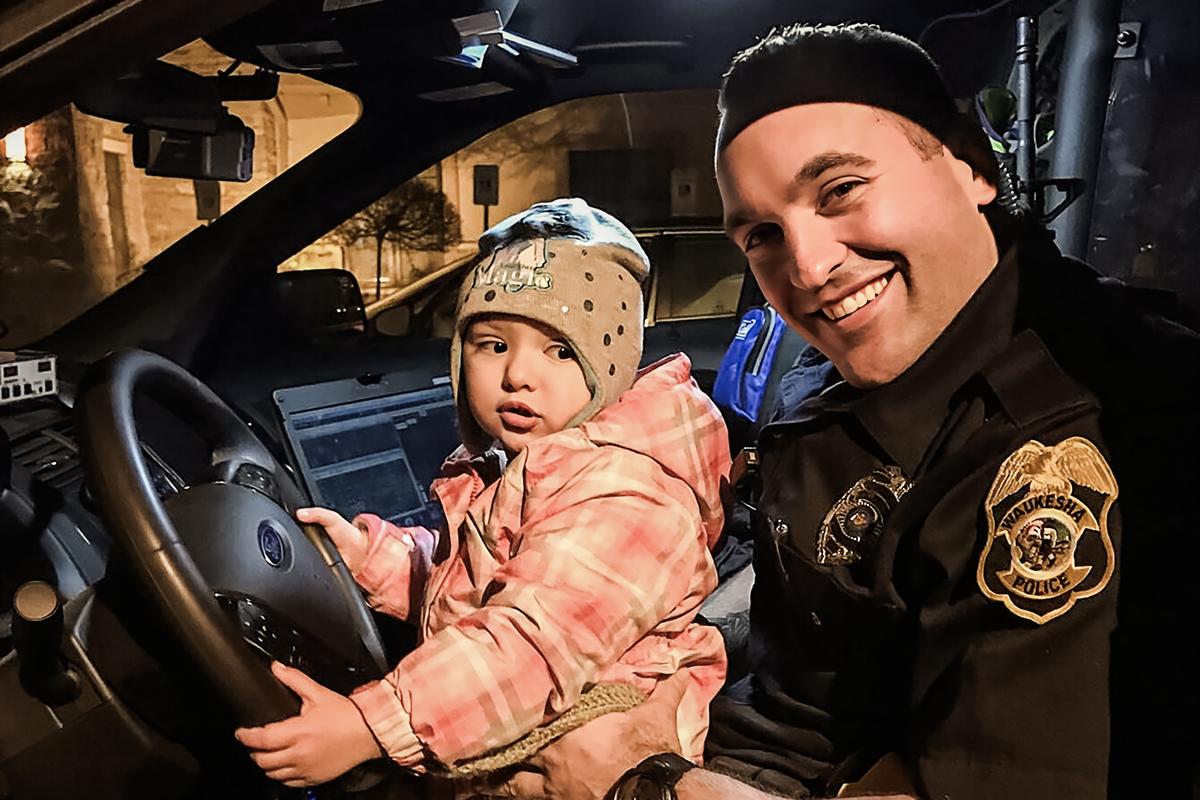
471, 22, 1200, 800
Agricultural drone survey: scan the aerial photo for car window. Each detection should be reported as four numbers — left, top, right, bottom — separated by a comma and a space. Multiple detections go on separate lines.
1086, 51, 1200, 318
281, 164, 468, 306
639, 229, 747, 323
283, 89, 741, 328
0, 39, 358, 349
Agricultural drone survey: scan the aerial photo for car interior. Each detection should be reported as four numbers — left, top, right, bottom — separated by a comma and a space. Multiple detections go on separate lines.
2, 0, 1198, 797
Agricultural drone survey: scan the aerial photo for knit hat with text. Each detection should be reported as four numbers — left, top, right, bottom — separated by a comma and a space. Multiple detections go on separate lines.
449, 198, 650, 453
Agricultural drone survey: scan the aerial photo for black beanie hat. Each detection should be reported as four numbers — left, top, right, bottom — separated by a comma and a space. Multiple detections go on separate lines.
716, 23, 997, 183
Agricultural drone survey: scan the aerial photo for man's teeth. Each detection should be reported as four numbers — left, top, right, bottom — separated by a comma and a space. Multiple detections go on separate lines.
823, 275, 890, 321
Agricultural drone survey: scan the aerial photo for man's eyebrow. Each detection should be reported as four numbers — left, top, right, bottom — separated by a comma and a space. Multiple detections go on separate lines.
794, 152, 875, 185
723, 152, 876, 233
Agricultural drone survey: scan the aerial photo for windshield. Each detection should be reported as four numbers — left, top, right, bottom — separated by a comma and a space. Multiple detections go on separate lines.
279, 90, 740, 334
0, 38, 358, 349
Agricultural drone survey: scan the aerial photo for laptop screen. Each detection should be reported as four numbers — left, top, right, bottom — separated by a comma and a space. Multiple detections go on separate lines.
274, 374, 460, 529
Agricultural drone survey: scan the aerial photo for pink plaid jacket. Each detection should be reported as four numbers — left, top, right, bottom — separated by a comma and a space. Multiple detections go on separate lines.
347, 353, 731, 768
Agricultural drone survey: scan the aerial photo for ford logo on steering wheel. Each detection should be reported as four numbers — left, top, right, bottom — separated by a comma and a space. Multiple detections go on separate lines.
257, 521, 287, 568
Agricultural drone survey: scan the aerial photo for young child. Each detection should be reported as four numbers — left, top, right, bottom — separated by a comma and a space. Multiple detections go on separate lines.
236, 198, 731, 789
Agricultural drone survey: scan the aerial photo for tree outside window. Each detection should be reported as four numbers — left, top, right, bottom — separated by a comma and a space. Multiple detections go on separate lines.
330, 180, 462, 301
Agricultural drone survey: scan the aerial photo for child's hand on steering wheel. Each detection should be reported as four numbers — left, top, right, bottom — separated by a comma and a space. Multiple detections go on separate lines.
296, 507, 370, 573
235, 662, 384, 788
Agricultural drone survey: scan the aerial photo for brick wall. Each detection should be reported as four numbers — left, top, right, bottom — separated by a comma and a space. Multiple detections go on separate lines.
0, 109, 99, 346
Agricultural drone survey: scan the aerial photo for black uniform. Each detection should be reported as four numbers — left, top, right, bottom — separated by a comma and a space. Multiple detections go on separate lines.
706, 223, 1200, 799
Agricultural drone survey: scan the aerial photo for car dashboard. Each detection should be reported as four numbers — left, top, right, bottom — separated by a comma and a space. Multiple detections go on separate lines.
0, 346, 460, 798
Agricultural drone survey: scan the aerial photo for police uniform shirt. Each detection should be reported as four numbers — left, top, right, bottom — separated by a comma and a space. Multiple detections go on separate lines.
704, 224, 1198, 799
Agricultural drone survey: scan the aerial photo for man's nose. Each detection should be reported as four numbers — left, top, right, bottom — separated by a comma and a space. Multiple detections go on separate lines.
783, 216, 846, 292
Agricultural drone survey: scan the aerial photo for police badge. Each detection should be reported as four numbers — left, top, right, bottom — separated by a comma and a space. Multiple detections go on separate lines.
977, 437, 1117, 624
817, 465, 913, 566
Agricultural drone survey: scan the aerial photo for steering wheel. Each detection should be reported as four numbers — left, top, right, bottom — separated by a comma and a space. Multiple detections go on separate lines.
77, 348, 388, 727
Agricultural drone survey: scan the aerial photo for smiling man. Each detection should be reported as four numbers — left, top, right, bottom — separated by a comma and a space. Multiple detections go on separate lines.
479, 21, 1199, 800
718, 100, 998, 388
696, 22, 1197, 800
690, 22, 1198, 800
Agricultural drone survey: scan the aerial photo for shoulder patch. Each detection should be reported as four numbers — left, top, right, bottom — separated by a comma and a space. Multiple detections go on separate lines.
977, 436, 1117, 624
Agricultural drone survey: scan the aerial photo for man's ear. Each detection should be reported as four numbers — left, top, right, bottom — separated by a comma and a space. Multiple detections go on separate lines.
943, 117, 1000, 207
959, 156, 999, 207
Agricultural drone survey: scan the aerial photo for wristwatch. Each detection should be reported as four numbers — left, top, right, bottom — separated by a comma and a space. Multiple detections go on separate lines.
606, 753, 697, 800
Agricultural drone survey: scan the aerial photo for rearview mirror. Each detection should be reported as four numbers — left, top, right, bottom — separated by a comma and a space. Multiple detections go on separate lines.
75, 60, 273, 182
131, 123, 254, 182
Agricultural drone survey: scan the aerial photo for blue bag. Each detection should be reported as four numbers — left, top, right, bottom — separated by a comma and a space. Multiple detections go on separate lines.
713, 304, 788, 423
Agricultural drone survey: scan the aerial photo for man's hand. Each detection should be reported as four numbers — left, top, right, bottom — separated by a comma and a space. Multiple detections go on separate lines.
235, 662, 384, 788
297, 507, 369, 573
466, 670, 691, 799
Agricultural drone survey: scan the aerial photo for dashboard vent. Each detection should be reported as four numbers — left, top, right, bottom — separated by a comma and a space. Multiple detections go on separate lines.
10, 418, 82, 492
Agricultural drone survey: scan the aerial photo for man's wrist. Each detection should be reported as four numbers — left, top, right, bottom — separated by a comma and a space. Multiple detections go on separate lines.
676, 767, 791, 800
607, 752, 696, 799
674, 767, 708, 799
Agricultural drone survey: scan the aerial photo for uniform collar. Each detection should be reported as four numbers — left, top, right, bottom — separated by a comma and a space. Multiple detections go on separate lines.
846, 234, 1023, 475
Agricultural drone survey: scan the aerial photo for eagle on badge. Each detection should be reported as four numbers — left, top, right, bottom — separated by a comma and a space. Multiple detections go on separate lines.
985, 438, 1116, 502
977, 436, 1118, 625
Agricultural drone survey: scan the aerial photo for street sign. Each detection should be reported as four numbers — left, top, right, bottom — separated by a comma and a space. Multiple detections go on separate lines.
473, 164, 499, 206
